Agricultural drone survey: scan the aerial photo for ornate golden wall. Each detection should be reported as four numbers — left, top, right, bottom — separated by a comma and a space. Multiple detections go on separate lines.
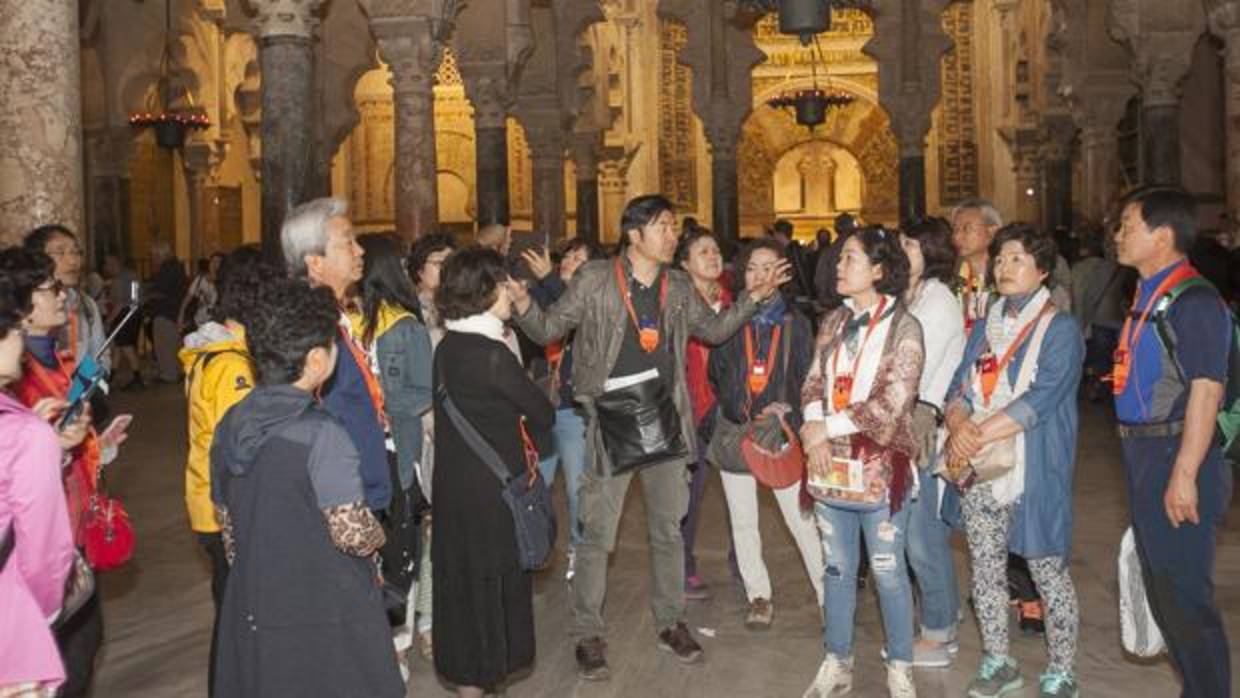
938, 2, 979, 206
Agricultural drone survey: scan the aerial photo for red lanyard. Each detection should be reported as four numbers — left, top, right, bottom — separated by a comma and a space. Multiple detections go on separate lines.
829, 297, 888, 412
743, 323, 782, 397
614, 257, 667, 353
339, 326, 388, 428
975, 304, 1053, 408
1110, 261, 1198, 395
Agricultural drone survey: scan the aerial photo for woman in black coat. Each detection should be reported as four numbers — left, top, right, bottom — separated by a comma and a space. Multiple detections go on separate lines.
432, 248, 555, 697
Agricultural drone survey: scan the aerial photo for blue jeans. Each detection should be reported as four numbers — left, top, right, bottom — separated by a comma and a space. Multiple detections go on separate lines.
905, 469, 961, 641
539, 407, 587, 547
1122, 434, 1232, 698
816, 500, 915, 662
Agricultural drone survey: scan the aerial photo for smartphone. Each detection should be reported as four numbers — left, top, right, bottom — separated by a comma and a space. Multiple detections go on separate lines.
129, 280, 141, 306
98, 414, 133, 447
57, 374, 103, 430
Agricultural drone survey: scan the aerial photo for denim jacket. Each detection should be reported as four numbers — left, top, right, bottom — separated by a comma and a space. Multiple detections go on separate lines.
375, 314, 434, 491
942, 307, 1084, 558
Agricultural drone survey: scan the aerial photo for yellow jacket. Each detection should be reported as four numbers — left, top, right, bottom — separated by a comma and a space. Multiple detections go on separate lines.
179, 323, 254, 532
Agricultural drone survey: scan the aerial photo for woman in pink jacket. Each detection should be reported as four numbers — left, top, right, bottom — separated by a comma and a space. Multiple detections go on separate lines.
0, 247, 79, 696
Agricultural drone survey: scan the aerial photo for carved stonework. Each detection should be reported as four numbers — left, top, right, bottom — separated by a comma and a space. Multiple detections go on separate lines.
507, 116, 533, 220
938, 2, 979, 205
854, 108, 899, 217
657, 19, 697, 211
250, 0, 323, 39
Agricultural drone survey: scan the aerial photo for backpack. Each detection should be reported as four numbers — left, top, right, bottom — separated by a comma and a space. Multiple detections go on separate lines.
1151, 276, 1240, 464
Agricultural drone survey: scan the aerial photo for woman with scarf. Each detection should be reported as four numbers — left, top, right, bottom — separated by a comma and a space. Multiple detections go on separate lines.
800, 226, 923, 698
943, 224, 1083, 698
706, 238, 823, 629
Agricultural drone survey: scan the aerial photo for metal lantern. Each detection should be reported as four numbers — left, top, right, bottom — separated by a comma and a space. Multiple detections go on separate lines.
779, 0, 830, 45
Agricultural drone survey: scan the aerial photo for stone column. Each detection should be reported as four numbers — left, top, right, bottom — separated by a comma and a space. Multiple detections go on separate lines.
1142, 81, 1182, 186
707, 125, 740, 245
0, 0, 84, 246
85, 128, 135, 260
1071, 90, 1130, 222
572, 133, 601, 244
462, 70, 511, 227
182, 141, 222, 263
252, 0, 322, 261
599, 158, 628, 244
1208, 4, 1240, 224
1041, 116, 1076, 232
371, 15, 443, 240
525, 120, 567, 244
1003, 126, 1043, 224
892, 117, 929, 225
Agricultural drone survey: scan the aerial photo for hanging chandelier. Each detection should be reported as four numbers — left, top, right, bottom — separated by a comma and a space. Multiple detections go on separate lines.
763, 0, 856, 131
128, 0, 210, 149
768, 89, 855, 130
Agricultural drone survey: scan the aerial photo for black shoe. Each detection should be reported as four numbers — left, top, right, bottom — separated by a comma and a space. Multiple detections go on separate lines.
576, 637, 610, 681
657, 622, 703, 664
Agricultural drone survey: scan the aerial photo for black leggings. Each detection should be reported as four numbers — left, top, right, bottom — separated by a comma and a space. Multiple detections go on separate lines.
54, 589, 103, 697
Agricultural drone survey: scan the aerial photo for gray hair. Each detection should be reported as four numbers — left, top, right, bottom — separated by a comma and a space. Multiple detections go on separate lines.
950, 197, 1004, 228
281, 197, 349, 277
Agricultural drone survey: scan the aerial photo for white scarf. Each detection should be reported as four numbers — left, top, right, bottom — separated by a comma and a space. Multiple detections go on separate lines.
445, 312, 508, 344
825, 295, 897, 413
973, 286, 1051, 505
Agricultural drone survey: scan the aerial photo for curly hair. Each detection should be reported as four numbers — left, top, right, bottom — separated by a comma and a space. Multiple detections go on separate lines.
852, 225, 910, 297
0, 247, 54, 340
435, 246, 510, 322
213, 245, 281, 328
407, 233, 457, 289
245, 279, 340, 385
988, 223, 1059, 288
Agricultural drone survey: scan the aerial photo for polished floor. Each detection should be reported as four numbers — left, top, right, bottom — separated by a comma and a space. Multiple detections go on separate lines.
91, 384, 1240, 697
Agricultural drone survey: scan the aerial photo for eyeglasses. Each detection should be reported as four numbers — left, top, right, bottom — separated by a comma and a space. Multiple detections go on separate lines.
45, 245, 83, 258
34, 280, 66, 296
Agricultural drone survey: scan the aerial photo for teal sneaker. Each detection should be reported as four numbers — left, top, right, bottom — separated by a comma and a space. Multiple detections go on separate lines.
1038, 671, 1079, 698
967, 654, 1023, 698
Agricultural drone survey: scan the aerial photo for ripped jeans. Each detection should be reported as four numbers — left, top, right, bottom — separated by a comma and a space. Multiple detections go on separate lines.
815, 500, 914, 662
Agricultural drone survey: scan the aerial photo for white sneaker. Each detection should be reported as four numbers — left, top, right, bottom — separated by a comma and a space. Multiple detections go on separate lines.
887, 660, 917, 698
565, 547, 577, 582
803, 655, 854, 697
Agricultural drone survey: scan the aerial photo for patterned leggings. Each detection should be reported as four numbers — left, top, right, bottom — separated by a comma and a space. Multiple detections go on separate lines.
961, 485, 1079, 675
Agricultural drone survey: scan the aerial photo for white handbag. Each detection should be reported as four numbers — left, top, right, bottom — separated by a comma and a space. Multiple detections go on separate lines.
1118, 527, 1166, 657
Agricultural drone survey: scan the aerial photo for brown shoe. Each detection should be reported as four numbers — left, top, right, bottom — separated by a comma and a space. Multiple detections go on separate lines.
657, 622, 703, 664
575, 636, 610, 681
745, 598, 773, 630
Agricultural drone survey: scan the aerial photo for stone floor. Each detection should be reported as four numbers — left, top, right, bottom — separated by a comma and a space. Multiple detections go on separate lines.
91, 384, 1240, 697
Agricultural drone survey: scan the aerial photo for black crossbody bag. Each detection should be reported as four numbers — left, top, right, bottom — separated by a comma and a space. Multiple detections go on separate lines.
436, 367, 556, 572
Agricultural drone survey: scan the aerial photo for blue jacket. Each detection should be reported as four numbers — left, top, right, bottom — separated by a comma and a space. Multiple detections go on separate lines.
375, 316, 434, 491
942, 309, 1084, 558
322, 333, 390, 511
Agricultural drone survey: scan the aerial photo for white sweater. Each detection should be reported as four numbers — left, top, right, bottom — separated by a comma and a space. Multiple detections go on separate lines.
907, 278, 965, 410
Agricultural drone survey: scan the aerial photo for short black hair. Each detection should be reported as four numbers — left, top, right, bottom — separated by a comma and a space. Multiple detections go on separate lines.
407, 233, 456, 288
900, 217, 958, 286
771, 219, 794, 238
732, 237, 786, 296
0, 248, 54, 340
213, 245, 279, 327
0, 247, 55, 342
359, 232, 423, 344
618, 194, 675, 250
22, 224, 77, 254
853, 225, 910, 297
989, 224, 1059, 287
674, 226, 717, 269
435, 246, 510, 322
560, 237, 606, 262
245, 279, 340, 385
1124, 186, 1198, 253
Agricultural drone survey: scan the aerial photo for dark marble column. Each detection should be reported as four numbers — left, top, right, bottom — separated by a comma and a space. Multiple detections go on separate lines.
532, 156, 565, 244
1142, 103, 1180, 186
90, 174, 131, 260
572, 134, 600, 244
711, 145, 740, 246
475, 125, 510, 227
898, 155, 926, 225
258, 35, 316, 261
1042, 155, 1073, 233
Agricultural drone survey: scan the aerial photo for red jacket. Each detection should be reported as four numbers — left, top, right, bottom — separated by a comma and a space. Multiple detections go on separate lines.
685, 285, 732, 426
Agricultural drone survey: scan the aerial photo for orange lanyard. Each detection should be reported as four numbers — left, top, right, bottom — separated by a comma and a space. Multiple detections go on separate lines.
743, 323, 782, 397
975, 304, 1053, 408
339, 327, 388, 428
1110, 261, 1198, 395
614, 257, 667, 353
829, 297, 888, 411
68, 311, 79, 363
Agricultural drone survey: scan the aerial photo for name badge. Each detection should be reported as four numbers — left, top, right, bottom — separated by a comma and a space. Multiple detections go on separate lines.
748, 362, 769, 395
832, 374, 854, 412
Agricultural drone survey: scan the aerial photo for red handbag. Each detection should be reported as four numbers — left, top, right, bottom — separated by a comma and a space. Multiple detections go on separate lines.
741, 414, 804, 489
81, 471, 134, 571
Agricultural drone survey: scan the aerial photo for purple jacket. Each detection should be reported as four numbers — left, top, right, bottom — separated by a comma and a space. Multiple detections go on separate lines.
0, 391, 74, 690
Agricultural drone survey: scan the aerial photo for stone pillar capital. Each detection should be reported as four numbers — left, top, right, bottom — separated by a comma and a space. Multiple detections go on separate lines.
572, 131, 603, 174
373, 19, 445, 98
888, 109, 934, 158
459, 64, 511, 130
250, 0, 324, 38
1040, 115, 1077, 162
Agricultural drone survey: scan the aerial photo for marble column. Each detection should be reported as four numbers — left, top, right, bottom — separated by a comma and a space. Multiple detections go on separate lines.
573, 134, 601, 244
252, 0, 322, 262
897, 141, 926, 225
373, 17, 442, 240
708, 133, 740, 246
1041, 117, 1076, 233
85, 129, 135, 260
526, 124, 567, 244
1137, 55, 1191, 186
463, 73, 511, 227
1011, 141, 1043, 224
0, 0, 85, 247
1210, 8, 1240, 224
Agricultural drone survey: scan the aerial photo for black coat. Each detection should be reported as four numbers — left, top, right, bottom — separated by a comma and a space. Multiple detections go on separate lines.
707, 308, 815, 431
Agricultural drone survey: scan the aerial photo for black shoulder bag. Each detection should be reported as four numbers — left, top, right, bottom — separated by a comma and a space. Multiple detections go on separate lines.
436, 367, 557, 571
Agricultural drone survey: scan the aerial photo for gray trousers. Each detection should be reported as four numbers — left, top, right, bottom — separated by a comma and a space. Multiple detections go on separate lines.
152, 316, 181, 382
572, 455, 691, 638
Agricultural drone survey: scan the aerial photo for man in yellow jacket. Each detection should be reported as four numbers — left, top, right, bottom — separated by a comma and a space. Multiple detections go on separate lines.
177, 246, 271, 696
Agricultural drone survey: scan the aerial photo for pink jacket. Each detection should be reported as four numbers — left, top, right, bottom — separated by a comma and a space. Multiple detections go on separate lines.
0, 391, 74, 690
